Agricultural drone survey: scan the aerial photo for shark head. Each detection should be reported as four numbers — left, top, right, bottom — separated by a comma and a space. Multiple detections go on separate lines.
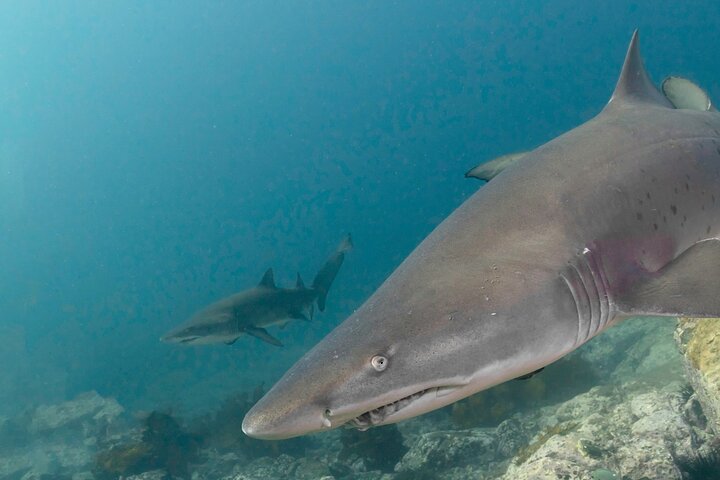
161, 310, 238, 345
242, 246, 579, 439
241, 314, 469, 439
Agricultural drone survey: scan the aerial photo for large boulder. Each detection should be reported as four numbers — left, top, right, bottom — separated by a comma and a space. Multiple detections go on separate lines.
500, 383, 709, 480
675, 317, 720, 434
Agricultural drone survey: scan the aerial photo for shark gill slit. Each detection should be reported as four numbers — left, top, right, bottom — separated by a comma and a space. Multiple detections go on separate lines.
584, 248, 612, 334
562, 249, 612, 346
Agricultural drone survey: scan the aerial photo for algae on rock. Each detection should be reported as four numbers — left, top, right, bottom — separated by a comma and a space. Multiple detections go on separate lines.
676, 318, 720, 434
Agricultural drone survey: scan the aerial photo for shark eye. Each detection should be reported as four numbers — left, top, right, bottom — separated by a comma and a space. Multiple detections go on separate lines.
371, 355, 388, 371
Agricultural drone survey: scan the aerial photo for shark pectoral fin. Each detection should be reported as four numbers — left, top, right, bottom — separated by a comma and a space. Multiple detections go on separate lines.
464, 152, 529, 181
290, 310, 311, 322
617, 239, 720, 317
515, 367, 544, 381
245, 326, 283, 347
225, 337, 240, 345
661, 76, 715, 112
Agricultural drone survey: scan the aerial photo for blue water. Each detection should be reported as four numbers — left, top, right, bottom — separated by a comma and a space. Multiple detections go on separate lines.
0, 0, 718, 439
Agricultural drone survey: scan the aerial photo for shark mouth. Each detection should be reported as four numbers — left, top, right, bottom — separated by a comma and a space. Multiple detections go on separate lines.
347, 387, 436, 430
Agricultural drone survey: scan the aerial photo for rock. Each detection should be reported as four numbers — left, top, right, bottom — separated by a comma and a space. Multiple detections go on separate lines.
125, 470, 171, 480
0, 392, 126, 479
72, 473, 95, 480
501, 383, 708, 480
395, 428, 495, 474
27, 391, 123, 435
240, 454, 296, 479
292, 457, 333, 479
676, 317, 720, 434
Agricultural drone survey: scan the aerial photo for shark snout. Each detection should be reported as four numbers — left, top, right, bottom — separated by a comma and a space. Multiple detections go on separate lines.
242, 396, 330, 440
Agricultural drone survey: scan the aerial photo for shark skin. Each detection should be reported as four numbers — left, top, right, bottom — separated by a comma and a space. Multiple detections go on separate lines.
161, 234, 352, 347
242, 31, 720, 440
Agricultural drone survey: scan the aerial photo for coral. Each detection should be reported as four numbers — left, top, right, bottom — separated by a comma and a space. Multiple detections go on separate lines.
94, 411, 201, 479
338, 424, 407, 472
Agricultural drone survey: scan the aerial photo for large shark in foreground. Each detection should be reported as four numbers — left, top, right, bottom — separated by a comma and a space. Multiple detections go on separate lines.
243, 32, 720, 439
161, 234, 352, 347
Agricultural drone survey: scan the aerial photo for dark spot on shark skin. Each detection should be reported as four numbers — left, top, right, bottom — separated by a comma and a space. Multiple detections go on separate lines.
670, 205, 677, 215
686, 174, 691, 180
674, 187, 678, 194
636, 212, 643, 221
716, 146, 720, 155
686, 183, 690, 191
702, 205, 706, 211
653, 223, 658, 231
708, 226, 712, 234
663, 215, 667, 224
638, 199, 644, 205
646, 192, 651, 200
683, 215, 687, 223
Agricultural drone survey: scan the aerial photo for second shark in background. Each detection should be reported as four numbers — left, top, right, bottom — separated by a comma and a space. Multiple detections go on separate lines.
161, 234, 352, 347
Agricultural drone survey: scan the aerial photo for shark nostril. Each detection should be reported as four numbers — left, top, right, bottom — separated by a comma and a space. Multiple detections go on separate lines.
371, 355, 388, 371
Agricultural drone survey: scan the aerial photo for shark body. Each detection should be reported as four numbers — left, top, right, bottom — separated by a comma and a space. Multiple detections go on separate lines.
242, 32, 720, 439
161, 234, 352, 347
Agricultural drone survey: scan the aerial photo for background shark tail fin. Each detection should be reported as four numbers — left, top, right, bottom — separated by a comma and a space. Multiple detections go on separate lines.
312, 234, 353, 312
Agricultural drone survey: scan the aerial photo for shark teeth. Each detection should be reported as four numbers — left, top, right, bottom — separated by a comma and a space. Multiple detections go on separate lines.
348, 388, 431, 430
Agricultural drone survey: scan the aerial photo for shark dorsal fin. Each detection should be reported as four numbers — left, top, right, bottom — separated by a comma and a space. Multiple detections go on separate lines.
259, 268, 276, 288
607, 30, 671, 109
296, 272, 305, 289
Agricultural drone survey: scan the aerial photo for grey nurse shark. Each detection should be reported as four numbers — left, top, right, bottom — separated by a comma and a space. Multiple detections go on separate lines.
242, 31, 720, 439
161, 234, 352, 347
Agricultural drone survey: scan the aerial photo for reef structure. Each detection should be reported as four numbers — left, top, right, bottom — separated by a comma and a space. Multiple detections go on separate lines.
676, 318, 720, 434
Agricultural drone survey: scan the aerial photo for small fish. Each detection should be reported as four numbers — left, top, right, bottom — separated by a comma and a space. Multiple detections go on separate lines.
161, 234, 352, 347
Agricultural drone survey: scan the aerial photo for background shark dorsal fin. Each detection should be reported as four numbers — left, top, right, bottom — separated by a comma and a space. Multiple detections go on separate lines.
296, 272, 305, 289
607, 30, 672, 109
259, 268, 276, 288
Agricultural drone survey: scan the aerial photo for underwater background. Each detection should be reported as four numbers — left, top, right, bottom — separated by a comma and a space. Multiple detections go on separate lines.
1, 1, 720, 479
